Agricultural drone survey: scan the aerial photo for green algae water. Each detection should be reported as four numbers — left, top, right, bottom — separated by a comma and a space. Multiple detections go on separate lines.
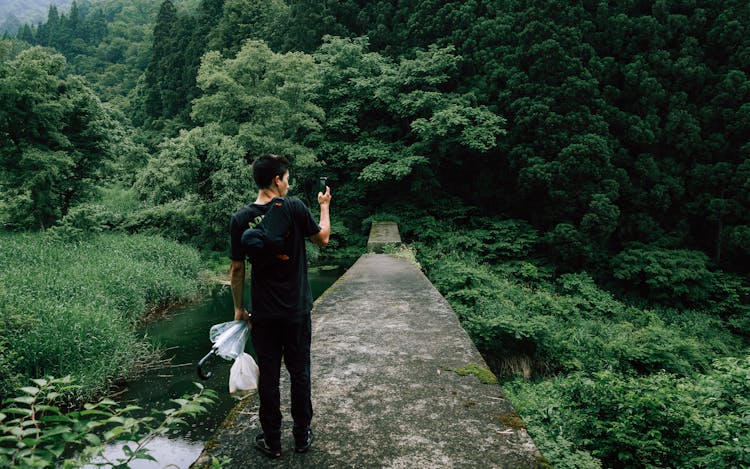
98, 265, 346, 468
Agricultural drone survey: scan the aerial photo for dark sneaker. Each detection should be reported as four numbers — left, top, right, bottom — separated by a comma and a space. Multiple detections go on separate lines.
294, 429, 314, 453
255, 433, 281, 459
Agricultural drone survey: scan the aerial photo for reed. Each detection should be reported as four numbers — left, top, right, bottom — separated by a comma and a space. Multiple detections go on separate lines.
0, 232, 203, 402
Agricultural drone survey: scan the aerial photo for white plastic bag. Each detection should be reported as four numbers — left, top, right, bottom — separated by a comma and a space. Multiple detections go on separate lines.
229, 352, 259, 397
209, 320, 248, 360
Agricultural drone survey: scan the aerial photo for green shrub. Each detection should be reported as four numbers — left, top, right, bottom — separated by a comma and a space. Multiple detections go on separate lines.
688, 356, 750, 468
122, 196, 204, 245
492, 260, 554, 286
0, 376, 218, 468
47, 204, 113, 241
507, 356, 750, 468
463, 217, 539, 263
503, 378, 603, 469
425, 251, 734, 377
612, 245, 718, 307
97, 184, 143, 215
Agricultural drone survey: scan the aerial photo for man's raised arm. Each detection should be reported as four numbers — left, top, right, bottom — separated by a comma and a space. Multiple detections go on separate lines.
310, 186, 331, 246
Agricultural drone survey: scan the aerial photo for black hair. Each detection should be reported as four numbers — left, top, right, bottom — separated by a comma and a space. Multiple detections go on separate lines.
252, 154, 290, 189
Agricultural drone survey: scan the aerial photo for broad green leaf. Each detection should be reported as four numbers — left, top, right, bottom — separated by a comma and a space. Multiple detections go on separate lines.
10, 396, 35, 405
29, 379, 48, 387
2, 408, 33, 416
84, 433, 102, 446
34, 405, 61, 414
39, 415, 71, 424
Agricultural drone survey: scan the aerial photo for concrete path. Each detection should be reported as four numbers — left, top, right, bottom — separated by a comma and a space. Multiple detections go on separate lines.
366, 221, 401, 252
193, 253, 541, 468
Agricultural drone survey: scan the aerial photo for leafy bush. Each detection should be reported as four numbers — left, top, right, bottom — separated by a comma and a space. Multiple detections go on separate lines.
467, 217, 539, 262
0, 233, 203, 401
507, 356, 750, 468
0, 376, 218, 468
131, 125, 253, 250
427, 252, 727, 376
502, 378, 603, 469
122, 196, 204, 245
612, 245, 718, 306
47, 204, 122, 242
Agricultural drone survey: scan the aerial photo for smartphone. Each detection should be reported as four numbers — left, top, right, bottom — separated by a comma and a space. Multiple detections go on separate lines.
319, 176, 328, 194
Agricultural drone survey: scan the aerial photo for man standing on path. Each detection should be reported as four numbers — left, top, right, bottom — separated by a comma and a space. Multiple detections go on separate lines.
228, 153, 331, 459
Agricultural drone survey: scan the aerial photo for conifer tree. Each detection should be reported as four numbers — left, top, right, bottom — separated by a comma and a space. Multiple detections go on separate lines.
17, 24, 33, 44
143, 0, 180, 122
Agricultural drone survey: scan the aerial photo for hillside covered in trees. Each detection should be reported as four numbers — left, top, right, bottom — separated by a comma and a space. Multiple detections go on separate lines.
1, 0, 749, 467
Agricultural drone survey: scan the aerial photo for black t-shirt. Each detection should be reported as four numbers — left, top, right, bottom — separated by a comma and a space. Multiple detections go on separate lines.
229, 197, 321, 318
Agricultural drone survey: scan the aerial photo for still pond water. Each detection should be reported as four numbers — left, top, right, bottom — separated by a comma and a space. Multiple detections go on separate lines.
98, 265, 346, 468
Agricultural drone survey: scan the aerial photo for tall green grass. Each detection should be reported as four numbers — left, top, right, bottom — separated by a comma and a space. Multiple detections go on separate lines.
0, 232, 203, 401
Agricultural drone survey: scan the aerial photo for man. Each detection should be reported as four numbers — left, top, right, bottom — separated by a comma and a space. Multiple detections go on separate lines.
228, 153, 331, 458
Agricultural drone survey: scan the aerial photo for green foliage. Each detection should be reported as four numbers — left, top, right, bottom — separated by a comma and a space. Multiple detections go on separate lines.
377, 0, 750, 275
611, 245, 750, 313
380, 243, 420, 268
123, 196, 203, 244
0, 232, 203, 401
208, 0, 289, 54
445, 217, 539, 264
10, 1, 202, 120
0, 376, 217, 468
314, 36, 505, 200
192, 40, 323, 167
507, 356, 750, 468
132, 124, 251, 249
502, 376, 605, 469
0, 46, 122, 230
139, 0, 197, 125
47, 204, 108, 241
423, 235, 738, 377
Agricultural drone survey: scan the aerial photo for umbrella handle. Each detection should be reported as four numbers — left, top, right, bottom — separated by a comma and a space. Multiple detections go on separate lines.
196, 349, 217, 380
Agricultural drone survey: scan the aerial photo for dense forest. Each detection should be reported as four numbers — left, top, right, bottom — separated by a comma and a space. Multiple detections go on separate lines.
1, 0, 749, 467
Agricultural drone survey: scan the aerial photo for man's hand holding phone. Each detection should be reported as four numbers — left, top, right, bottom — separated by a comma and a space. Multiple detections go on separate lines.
318, 177, 331, 206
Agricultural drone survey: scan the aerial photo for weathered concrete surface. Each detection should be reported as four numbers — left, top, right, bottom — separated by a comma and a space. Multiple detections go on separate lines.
193, 254, 541, 468
367, 221, 401, 253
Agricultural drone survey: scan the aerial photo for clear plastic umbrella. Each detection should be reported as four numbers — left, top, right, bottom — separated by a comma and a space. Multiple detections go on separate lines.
196, 320, 248, 380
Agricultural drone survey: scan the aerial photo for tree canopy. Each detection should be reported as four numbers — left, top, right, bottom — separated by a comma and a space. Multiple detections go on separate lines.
0, 46, 119, 229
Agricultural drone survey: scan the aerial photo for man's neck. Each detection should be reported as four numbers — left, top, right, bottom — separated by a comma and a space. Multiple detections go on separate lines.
254, 188, 281, 204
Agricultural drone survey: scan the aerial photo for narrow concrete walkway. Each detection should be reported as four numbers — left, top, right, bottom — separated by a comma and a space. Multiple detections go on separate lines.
366, 221, 401, 252
193, 228, 541, 468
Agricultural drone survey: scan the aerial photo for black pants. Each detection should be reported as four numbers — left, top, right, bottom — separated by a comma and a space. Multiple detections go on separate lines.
251, 313, 313, 448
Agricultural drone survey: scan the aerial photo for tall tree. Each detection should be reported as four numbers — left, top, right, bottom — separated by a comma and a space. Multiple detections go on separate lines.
139, 0, 206, 128
208, 0, 289, 53
191, 39, 324, 168
0, 47, 117, 229
142, 0, 181, 123
313, 36, 505, 215
281, 0, 349, 52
